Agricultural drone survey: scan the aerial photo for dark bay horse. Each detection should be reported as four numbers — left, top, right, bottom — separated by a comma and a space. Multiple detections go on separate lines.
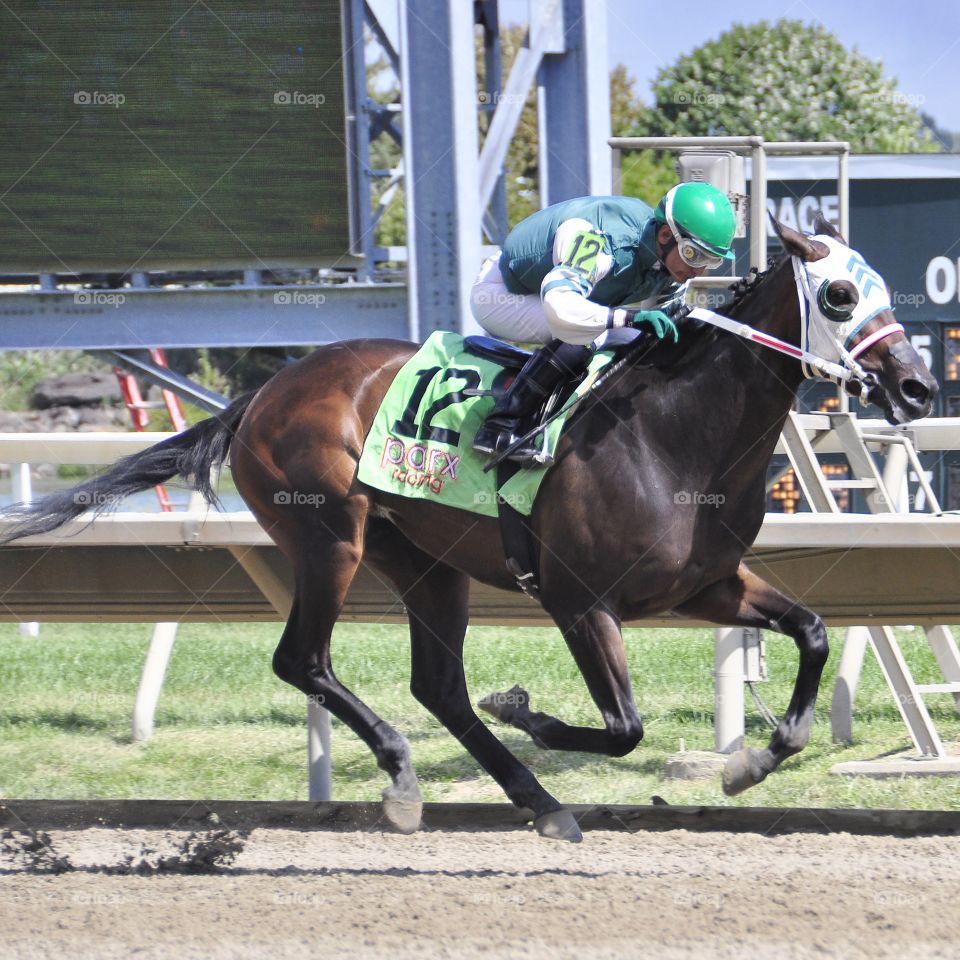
0, 217, 937, 842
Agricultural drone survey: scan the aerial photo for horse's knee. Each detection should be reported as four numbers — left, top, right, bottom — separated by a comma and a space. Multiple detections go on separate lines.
272, 646, 299, 687
802, 616, 829, 666
272, 645, 328, 691
607, 715, 644, 757
411, 671, 463, 714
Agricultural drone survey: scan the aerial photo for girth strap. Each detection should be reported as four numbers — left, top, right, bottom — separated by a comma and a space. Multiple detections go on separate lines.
495, 460, 541, 601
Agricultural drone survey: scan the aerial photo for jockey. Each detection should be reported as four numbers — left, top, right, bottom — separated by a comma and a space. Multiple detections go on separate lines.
470, 182, 737, 460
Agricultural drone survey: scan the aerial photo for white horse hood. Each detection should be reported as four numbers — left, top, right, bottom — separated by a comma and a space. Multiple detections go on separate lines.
794, 235, 894, 377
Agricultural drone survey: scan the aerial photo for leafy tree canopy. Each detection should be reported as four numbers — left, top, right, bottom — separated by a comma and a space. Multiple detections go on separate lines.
643, 19, 938, 153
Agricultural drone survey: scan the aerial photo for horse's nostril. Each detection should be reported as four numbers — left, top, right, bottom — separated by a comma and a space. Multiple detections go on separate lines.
902, 379, 930, 406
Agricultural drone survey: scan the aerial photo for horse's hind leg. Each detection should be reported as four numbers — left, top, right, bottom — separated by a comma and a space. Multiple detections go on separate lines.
478, 605, 645, 757
365, 521, 581, 842
273, 537, 422, 833
675, 562, 829, 795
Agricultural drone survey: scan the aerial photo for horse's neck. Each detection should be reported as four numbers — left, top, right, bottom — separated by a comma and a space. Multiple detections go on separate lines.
714, 262, 807, 470
602, 260, 805, 486
723, 258, 805, 397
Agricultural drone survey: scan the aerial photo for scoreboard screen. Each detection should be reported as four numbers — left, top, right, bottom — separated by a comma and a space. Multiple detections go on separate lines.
0, 1, 351, 272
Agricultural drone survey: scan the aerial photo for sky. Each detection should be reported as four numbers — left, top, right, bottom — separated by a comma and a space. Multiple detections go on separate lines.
608, 0, 960, 131
505, 0, 960, 132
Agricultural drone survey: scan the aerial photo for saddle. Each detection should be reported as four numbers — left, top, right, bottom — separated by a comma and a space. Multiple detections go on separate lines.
462, 335, 532, 370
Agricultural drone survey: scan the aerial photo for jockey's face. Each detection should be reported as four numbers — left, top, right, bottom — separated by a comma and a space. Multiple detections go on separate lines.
656, 225, 708, 284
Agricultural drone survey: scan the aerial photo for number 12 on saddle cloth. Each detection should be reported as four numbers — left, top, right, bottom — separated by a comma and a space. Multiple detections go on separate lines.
356, 331, 614, 518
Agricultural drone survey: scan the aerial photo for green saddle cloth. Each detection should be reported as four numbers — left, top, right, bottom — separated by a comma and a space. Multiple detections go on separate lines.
356, 331, 614, 518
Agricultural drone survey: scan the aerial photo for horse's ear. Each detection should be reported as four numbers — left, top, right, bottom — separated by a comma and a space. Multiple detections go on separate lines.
769, 213, 830, 262
812, 210, 846, 244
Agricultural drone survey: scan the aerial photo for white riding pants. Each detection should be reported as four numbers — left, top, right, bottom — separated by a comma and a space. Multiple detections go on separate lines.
469, 252, 553, 345
468, 251, 642, 351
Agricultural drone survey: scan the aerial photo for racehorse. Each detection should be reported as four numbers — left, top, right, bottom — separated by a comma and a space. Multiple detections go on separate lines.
0, 216, 937, 842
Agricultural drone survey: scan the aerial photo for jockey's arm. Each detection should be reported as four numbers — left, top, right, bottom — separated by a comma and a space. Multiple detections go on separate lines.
540, 218, 677, 345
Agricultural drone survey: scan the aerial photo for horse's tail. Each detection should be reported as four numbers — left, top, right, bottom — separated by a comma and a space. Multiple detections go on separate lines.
0, 392, 256, 545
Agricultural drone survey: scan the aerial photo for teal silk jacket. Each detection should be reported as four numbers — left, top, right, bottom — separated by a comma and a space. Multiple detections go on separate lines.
499, 196, 677, 306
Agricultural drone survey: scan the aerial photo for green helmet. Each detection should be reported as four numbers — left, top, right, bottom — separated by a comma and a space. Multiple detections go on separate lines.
655, 182, 737, 261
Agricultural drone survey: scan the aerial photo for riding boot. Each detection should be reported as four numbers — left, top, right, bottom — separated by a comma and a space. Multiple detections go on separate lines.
473, 339, 593, 462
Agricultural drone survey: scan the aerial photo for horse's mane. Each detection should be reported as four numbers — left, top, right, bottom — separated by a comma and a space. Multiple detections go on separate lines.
617, 252, 788, 373
720, 253, 785, 316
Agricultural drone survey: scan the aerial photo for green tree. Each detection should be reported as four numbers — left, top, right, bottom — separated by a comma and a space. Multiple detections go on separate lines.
646, 19, 938, 153
610, 64, 647, 136
619, 149, 676, 207
609, 62, 677, 207
477, 24, 540, 227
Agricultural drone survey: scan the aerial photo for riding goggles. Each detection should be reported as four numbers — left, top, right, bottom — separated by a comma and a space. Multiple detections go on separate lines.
672, 233, 725, 270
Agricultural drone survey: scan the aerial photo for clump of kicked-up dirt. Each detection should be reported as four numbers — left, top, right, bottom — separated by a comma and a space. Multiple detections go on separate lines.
1, 827, 247, 875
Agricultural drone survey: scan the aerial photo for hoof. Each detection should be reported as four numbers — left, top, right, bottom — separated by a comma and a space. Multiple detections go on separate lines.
478, 684, 528, 723
382, 787, 423, 835
534, 808, 582, 843
722, 748, 761, 796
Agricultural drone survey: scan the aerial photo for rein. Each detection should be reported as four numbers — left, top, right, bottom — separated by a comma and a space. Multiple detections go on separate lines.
687, 306, 860, 383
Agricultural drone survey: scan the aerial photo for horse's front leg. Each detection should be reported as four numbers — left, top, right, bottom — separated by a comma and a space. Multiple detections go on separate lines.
479, 604, 645, 757
675, 562, 829, 795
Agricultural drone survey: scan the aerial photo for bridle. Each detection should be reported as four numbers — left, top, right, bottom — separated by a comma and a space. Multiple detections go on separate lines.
790, 249, 903, 393
688, 246, 903, 404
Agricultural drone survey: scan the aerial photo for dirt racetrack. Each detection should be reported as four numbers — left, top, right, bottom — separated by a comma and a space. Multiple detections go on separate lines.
2, 816, 960, 960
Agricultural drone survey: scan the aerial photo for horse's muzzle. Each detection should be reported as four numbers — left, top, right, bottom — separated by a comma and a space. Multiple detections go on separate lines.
877, 339, 938, 424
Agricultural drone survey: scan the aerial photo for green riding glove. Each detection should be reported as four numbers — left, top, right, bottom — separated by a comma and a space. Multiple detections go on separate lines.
629, 309, 680, 343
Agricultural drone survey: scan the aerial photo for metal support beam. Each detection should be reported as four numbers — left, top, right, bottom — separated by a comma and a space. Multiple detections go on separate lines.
477, 0, 509, 244
926, 625, 960, 711
714, 627, 745, 753
868, 626, 945, 757
365, 0, 401, 74
12, 463, 39, 637
131, 623, 177, 743
110, 351, 228, 414
540, 0, 611, 203
780, 412, 840, 512
401, 0, 482, 337
750, 143, 768, 271
478, 0, 561, 214
831, 626, 869, 744
344, 0, 375, 272
0, 284, 408, 349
